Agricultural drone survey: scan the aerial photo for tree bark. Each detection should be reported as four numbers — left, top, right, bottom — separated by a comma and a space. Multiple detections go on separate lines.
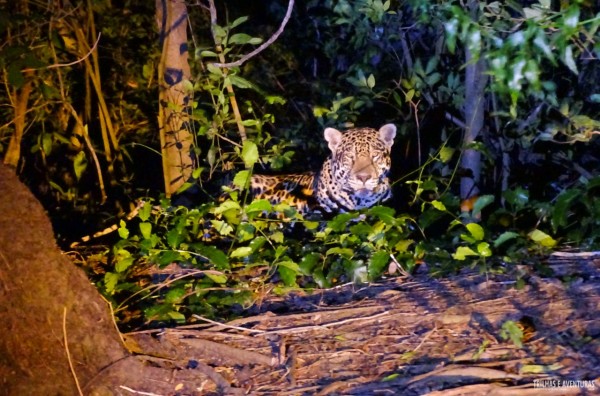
3, 73, 33, 168
460, 1, 488, 206
0, 164, 128, 394
156, 0, 194, 196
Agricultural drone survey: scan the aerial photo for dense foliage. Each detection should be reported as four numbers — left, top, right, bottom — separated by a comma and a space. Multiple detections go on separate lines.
2, 0, 600, 328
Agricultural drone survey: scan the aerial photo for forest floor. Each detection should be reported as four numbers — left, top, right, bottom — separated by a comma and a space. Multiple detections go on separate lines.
116, 252, 600, 395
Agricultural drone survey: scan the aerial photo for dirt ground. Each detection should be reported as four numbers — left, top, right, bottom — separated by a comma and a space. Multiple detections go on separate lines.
119, 254, 600, 395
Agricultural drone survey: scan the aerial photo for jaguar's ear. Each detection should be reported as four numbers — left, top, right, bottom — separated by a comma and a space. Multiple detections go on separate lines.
324, 127, 343, 152
378, 124, 396, 148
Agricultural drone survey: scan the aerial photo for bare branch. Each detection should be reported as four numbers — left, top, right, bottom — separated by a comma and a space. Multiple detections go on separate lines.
211, 0, 294, 68
22, 33, 102, 72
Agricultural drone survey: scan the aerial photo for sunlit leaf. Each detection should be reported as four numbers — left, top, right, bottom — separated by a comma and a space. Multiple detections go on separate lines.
452, 246, 478, 260
528, 229, 557, 248
205, 271, 228, 284
117, 220, 129, 239
431, 200, 446, 211
73, 151, 88, 181
500, 320, 524, 348
104, 272, 120, 294
466, 223, 485, 241
115, 255, 134, 273
139, 222, 152, 240
245, 199, 271, 215
230, 246, 252, 258
233, 170, 251, 189
476, 242, 492, 257
241, 140, 259, 168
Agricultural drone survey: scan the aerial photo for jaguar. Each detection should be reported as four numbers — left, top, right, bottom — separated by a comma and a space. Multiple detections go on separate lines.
71, 123, 396, 247
251, 123, 397, 214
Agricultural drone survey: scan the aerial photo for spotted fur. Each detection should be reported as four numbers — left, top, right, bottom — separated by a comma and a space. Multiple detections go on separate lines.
251, 124, 396, 214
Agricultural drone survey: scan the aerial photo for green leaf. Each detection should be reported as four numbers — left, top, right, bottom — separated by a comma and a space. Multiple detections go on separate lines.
138, 202, 152, 222
241, 119, 259, 127
154, 250, 183, 266
452, 246, 478, 260
117, 220, 129, 239
326, 247, 354, 259
249, 236, 267, 253
439, 146, 455, 163
166, 227, 185, 248
229, 16, 249, 29
230, 246, 252, 258
278, 261, 299, 287
328, 213, 356, 232
270, 231, 284, 244
42, 133, 53, 155
562, 45, 578, 74
367, 205, 396, 225
165, 287, 186, 304
73, 151, 88, 181
200, 50, 218, 58
139, 222, 152, 240
366, 74, 376, 89
431, 200, 446, 211
476, 242, 492, 257
228, 33, 260, 45
299, 253, 321, 275
167, 311, 186, 322
368, 251, 390, 280
504, 188, 529, 209
466, 223, 485, 241
206, 63, 223, 76
236, 223, 255, 242
104, 272, 120, 294
7, 64, 25, 88
394, 239, 414, 253
241, 140, 259, 168
228, 75, 257, 90
551, 189, 580, 230
472, 195, 494, 217
528, 229, 557, 248
500, 320, 524, 348
245, 199, 272, 215
210, 220, 234, 236
195, 245, 229, 270
233, 170, 252, 189
205, 271, 228, 284
115, 255, 135, 273
493, 231, 520, 248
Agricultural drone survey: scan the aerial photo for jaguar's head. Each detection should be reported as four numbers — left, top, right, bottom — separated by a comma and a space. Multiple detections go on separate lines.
319, 124, 396, 211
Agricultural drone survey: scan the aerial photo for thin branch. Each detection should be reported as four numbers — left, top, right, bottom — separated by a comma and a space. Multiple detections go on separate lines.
64, 103, 107, 203
192, 314, 266, 334
211, 0, 294, 68
22, 33, 101, 72
63, 307, 84, 396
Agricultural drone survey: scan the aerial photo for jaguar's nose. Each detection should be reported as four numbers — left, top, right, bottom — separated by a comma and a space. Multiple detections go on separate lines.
355, 172, 371, 183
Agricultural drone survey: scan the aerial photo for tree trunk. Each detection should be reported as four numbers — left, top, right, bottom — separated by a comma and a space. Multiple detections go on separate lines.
0, 164, 128, 394
156, 0, 194, 196
460, 1, 488, 208
0, 163, 235, 396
